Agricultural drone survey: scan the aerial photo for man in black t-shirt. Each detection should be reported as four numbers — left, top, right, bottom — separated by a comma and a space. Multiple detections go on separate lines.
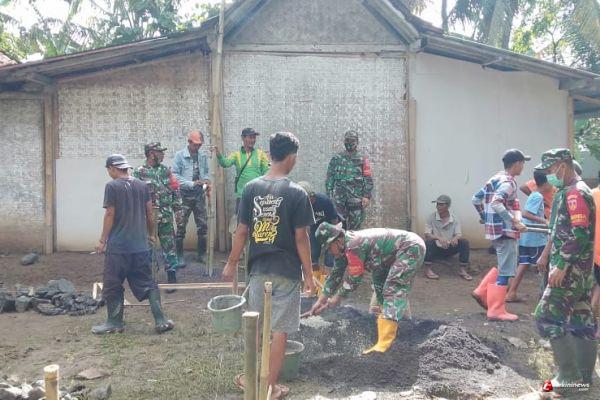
93, 154, 173, 335
223, 133, 315, 399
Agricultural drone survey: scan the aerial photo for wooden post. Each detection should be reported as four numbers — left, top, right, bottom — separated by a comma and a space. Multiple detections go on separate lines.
243, 311, 259, 400
567, 95, 575, 151
44, 364, 60, 400
258, 282, 272, 400
407, 97, 417, 232
43, 87, 57, 254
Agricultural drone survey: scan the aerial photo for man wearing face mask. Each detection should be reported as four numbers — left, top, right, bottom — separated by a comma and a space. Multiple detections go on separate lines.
472, 149, 529, 321
326, 130, 374, 230
533, 149, 597, 391
133, 142, 182, 284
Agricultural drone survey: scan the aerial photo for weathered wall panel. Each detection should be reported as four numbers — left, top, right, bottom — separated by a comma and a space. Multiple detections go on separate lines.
223, 52, 408, 228
56, 54, 211, 250
0, 99, 45, 251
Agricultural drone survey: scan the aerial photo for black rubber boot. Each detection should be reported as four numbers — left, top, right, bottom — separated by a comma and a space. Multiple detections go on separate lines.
91, 294, 124, 334
148, 290, 174, 334
166, 270, 177, 293
197, 236, 207, 264
572, 336, 598, 384
175, 239, 186, 268
550, 335, 583, 393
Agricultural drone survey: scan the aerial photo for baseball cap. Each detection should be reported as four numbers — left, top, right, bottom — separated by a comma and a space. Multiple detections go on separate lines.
242, 128, 259, 137
105, 154, 131, 169
144, 142, 167, 153
535, 148, 572, 170
502, 149, 531, 164
188, 131, 203, 144
344, 130, 359, 140
432, 194, 451, 205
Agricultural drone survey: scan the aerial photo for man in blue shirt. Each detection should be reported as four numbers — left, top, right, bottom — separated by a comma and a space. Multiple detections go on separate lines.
172, 130, 211, 270
507, 170, 552, 302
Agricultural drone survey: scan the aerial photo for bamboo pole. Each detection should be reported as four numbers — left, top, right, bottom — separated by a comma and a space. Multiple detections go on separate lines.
243, 311, 259, 400
44, 364, 60, 400
158, 282, 246, 290
258, 282, 272, 400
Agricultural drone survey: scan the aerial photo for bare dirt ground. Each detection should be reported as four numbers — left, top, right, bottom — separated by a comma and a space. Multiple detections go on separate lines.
0, 250, 598, 399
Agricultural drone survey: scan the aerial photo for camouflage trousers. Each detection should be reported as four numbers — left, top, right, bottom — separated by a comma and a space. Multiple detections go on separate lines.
534, 267, 596, 340
333, 197, 365, 230
157, 213, 178, 272
176, 195, 207, 241
372, 241, 425, 322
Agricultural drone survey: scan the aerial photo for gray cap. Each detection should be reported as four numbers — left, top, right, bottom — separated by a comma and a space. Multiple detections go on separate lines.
105, 154, 131, 169
432, 194, 451, 205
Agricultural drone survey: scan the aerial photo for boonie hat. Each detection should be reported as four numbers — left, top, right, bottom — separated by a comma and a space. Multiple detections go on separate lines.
535, 148, 572, 170
297, 181, 316, 197
145, 142, 167, 153
502, 149, 531, 164
315, 222, 345, 247
105, 154, 131, 169
344, 130, 359, 140
242, 127, 260, 137
432, 194, 451, 205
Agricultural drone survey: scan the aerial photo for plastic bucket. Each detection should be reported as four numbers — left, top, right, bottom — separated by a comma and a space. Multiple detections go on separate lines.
280, 340, 304, 381
207, 294, 246, 334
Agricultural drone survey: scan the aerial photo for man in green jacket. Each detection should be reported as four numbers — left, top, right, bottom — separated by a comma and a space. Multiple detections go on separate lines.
214, 128, 270, 213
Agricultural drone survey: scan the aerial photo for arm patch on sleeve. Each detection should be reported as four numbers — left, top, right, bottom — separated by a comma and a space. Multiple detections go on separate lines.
567, 189, 590, 227
345, 250, 365, 276
362, 157, 372, 177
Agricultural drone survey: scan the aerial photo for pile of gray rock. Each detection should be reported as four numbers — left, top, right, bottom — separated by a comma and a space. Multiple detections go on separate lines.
0, 377, 111, 400
0, 279, 103, 316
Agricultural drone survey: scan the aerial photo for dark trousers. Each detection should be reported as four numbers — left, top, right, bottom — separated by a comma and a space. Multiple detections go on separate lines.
424, 238, 470, 264
102, 251, 158, 302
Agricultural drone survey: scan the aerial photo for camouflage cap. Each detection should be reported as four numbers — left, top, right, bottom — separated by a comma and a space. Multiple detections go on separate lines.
344, 130, 359, 140
297, 181, 316, 197
535, 148, 572, 170
145, 142, 167, 152
315, 222, 345, 247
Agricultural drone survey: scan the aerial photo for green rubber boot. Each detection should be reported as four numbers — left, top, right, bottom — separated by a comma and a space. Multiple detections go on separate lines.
148, 290, 174, 334
92, 295, 124, 334
176, 239, 186, 268
197, 236, 207, 264
573, 336, 598, 385
550, 335, 583, 392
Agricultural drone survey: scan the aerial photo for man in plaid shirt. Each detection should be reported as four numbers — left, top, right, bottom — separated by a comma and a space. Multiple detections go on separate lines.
471, 149, 529, 321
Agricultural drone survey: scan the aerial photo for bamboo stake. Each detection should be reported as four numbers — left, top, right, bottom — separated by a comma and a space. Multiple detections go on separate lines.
243, 311, 259, 400
44, 364, 60, 400
158, 282, 246, 290
258, 282, 273, 400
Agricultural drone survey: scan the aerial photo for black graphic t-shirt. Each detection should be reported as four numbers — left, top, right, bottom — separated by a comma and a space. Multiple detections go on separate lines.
311, 193, 338, 228
239, 177, 315, 280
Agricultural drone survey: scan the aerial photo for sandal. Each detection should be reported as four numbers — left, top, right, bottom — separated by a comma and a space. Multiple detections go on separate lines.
155, 320, 174, 334
273, 384, 290, 399
458, 270, 473, 281
424, 270, 439, 280
234, 373, 245, 391
506, 295, 525, 303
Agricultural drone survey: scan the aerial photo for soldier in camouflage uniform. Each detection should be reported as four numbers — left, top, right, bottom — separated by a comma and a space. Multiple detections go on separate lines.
307, 222, 425, 354
133, 142, 182, 286
326, 131, 373, 230
533, 149, 597, 390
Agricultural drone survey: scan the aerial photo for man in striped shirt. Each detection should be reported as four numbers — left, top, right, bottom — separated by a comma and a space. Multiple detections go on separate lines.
471, 149, 529, 321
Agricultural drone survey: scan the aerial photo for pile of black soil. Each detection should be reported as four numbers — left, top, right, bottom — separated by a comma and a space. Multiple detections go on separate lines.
293, 305, 530, 398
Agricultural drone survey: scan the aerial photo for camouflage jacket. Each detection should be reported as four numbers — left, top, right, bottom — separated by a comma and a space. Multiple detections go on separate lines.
549, 179, 595, 272
323, 229, 422, 298
325, 151, 373, 200
133, 163, 182, 213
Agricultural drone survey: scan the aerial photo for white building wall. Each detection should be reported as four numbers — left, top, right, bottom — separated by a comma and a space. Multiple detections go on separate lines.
0, 99, 45, 251
55, 54, 210, 251
223, 52, 409, 228
410, 53, 569, 247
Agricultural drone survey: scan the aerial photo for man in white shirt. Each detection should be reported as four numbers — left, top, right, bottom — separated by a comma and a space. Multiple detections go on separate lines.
423, 195, 471, 281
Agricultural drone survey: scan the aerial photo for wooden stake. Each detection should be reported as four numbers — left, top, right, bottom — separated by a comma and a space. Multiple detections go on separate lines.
158, 282, 245, 290
258, 282, 272, 400
44, 364, 60, 400
243, 311, 259, 400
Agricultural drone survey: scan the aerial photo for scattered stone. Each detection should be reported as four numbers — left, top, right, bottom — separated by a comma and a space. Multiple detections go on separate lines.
89, 384, 111, 400
504, 336, 528, 349
538, 339, 551, 350
0, 291, 16, 313
28, 386, 45, 400
15, 296, 31, 313
0, 387, 20, 400
20, 253, 39, 266
76, 368, 109, 381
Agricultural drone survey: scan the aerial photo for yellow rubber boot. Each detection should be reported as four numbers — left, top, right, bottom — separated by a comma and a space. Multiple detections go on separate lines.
317, 271, 328, 297
363, 316, 398, 354
312, 271, 321, 297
